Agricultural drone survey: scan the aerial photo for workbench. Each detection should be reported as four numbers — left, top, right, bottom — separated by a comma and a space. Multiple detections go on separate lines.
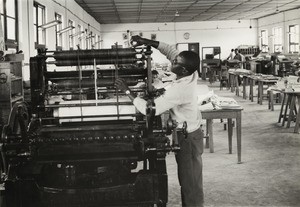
201, 108, 243, 164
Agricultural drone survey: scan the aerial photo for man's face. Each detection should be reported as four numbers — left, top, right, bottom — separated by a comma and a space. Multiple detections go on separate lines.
171, 55, 186, 75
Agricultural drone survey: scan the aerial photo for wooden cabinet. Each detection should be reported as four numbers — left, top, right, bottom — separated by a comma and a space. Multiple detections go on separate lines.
0, 54, 24, 131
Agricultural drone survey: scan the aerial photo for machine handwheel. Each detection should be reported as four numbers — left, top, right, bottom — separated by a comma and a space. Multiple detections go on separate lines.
0, 101, 30, 175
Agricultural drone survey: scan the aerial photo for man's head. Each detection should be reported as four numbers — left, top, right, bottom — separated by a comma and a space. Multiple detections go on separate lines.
234, 49, 239, 54
151, 70, 159, 79
231, 49, 234, 52
171, 51, 200, 77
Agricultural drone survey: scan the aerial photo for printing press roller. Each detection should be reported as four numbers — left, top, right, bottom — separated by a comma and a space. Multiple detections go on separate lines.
52, 48, 140, 66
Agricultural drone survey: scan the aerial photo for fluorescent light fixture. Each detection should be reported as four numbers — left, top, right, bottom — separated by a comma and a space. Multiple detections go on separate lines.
39, 20, 61, 29
69, 31, 85, 38
57, 26, 75, 34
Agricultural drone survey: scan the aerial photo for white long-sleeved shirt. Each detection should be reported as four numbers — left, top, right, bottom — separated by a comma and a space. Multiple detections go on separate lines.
133, 42, 201, 133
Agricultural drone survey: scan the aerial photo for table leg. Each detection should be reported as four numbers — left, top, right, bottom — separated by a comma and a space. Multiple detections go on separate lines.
235, 75, 239, 96
294, 96, 300, 133
243, 77, 247, 99
236, 112, 242, 164
287, 95, 296, 128
230, 74, 234, 93
278, 93, 286, 123
250, 79, 253, 102
228, 118, 233, 154
258, 82, 263, 105
257, 81, 260, 104
207, 119, 214, 153
205, 120, 209, 148
269, 90, 274, 111
282, 94, 292, 127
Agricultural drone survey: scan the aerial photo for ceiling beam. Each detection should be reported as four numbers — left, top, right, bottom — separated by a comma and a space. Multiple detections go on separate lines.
153, 0, 173, 22
137, 0, 143, 23
111, 0, 122, 23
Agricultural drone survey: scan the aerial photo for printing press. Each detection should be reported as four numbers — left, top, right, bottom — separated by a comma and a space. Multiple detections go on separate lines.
0, 46, 181, 207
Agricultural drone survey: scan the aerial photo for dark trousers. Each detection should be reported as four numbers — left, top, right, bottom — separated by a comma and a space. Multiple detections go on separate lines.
175, 128, 204, 207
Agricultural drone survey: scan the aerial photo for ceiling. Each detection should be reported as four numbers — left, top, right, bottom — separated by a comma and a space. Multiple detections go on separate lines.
74, 0, 300, 24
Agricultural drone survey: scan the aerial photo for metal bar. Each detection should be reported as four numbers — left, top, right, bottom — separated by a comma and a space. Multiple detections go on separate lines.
41, 102, 133, 108
42, 113, 141, 120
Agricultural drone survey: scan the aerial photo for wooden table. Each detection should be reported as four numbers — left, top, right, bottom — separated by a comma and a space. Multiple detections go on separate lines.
201, 108, 243, 164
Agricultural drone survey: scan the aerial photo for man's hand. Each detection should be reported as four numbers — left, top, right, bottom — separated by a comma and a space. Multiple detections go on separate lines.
130, 35, 147, 47
115, 78, 129, 92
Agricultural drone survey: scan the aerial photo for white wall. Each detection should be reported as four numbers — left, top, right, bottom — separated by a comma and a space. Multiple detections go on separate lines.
258, 8, 300, 54
101, 20, 258, 65
18, 0, 101, 80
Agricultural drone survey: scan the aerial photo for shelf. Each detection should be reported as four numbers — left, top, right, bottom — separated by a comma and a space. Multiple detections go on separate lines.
0, 60, 24, 128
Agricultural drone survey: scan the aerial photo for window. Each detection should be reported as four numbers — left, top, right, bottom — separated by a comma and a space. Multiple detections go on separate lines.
289, 25, 299, 53
68, 19, 74, 50
260, 30, 268, 53
273, 27, 282, 53
0, 0, 19, 51
55, 12, 62, 50
33, 2, 45, 48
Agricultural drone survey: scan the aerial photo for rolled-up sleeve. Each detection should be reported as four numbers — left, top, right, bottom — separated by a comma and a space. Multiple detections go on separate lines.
157, 42, 179, 62
133, 87, 180, 116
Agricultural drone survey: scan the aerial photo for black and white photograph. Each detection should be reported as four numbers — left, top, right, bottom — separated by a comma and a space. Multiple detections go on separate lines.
0, 0, 300, 207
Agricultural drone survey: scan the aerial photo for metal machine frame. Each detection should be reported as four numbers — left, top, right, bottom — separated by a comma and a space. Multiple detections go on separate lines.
0, 46, 180, 207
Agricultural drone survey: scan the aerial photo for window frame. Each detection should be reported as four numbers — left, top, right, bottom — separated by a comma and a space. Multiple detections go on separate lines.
260, 30, 269, 53
68, 19, 74, 50
0, 0, 19, 51
273, 27, 282, 53
288, 24, 299, 53
55, 12, 62, 51
33, 1, 46, 49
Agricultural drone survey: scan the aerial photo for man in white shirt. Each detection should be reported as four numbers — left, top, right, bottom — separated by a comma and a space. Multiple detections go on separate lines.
227, 49, 235, 60
115, 35, 204, 207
